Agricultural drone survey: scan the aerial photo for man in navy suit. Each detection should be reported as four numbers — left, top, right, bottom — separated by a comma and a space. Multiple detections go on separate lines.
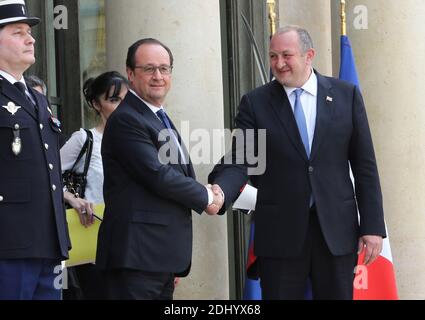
96, 38, 223, 299
0, 0, 70, 300
209, 25, 386, 299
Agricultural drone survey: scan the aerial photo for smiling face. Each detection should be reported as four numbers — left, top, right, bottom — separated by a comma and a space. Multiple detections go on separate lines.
0, 23, 35, 78
127, 43, 172, 107
269, 30, 315, 88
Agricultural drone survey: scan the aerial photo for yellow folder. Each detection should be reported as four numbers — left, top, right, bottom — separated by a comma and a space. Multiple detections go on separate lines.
65, 204, 104, 267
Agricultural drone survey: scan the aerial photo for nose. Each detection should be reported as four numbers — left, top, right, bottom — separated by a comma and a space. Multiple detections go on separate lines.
26, 33, 35, 45
152, 67, 163, 79
275, 56, 286, 68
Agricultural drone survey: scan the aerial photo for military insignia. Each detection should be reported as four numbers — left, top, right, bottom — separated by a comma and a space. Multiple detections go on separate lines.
12, 124, 22, 156
2, 102, 21, 115
22, 6, 26, 15
12, 137, 22, 156
326, 96, 333, 102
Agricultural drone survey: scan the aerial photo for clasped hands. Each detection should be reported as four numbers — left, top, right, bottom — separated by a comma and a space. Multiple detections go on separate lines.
205, 184, 224, 216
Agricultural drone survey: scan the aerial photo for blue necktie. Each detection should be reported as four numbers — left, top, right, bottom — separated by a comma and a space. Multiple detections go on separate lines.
156, 109, 187, 164
294, 89, 314, 207
156, 109, 173, 131
293, 88, 310, 158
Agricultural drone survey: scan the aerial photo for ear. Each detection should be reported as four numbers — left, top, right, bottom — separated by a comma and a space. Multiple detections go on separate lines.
92, 100, 101, 112
305, 48, 316, 65
126, 67, 134, 84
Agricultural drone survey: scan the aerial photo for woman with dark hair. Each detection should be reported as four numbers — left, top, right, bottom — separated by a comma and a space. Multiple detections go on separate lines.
60, 71, 128, 299
61, 71, 128, 221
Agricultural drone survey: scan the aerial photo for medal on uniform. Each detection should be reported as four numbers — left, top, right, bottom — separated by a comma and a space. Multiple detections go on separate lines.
2, 102, 21, 116
50, 116, 61, 128
12, 124, 22, 156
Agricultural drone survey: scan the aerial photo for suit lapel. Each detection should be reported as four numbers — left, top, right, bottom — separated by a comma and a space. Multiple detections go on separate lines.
310, 73, 334, 161
165, 116, 191, 176
127, 93, 190, 176
269, 80, 309, 160
0, 78, 38, 120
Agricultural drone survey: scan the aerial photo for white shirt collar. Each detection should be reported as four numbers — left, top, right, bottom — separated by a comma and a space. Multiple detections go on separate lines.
283, 68, 318, 98
129, 89, 165, 114
0, 70, 27, 88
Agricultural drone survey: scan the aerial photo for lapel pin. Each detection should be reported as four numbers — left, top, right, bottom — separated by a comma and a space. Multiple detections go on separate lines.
326, 96, 333, 102
2, 102, 21, 116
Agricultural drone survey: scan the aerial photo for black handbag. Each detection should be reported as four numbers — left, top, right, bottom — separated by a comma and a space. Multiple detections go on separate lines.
62, 129, 93, 199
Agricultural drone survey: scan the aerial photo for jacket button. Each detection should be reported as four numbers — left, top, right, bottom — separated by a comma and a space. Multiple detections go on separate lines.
308, 166, 314, 173
52, 185, 57, 191
49, 164, 54, 170
0, 196, 3, 202
14, 124, 20, 130
40, 124, 44, 130
44, 143, 49, 150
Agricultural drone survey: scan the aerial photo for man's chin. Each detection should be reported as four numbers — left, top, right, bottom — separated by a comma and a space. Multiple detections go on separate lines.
146, 94, 166, 106
23, 57, 36, 66
149, 92, 166, 101
276, 77, 291, 87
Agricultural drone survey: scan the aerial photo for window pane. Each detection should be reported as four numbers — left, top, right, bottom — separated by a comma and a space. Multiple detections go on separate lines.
79, 0, 106, 128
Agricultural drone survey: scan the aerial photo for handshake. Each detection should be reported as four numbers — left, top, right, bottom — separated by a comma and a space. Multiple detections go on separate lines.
205, 184, 224, 216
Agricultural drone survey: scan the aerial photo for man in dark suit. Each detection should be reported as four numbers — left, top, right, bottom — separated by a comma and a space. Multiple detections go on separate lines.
96, 38, 223, 300
0, 0, 70, 300
209, 25, 386, 299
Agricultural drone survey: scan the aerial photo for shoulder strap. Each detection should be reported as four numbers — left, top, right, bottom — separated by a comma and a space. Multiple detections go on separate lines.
81, 129, 94, 178
69, 130, 91, 172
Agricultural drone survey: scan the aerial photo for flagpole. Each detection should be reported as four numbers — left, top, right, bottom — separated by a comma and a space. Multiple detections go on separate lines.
267, 0, 277, 36
340, 0, 347, 36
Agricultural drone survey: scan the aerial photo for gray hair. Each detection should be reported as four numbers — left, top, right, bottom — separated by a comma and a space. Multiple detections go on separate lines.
274, 25, 314, 54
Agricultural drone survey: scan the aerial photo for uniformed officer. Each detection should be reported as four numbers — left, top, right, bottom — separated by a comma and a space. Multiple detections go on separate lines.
0, 0, 70, 300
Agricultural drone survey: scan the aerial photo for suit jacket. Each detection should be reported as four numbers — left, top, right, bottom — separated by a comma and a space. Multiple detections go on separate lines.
209, 72, 386, 258
96, 92, 208, 276
0, 76, 70, 260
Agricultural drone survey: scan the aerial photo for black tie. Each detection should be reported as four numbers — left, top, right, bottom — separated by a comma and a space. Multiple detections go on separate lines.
14, 82, 36, 108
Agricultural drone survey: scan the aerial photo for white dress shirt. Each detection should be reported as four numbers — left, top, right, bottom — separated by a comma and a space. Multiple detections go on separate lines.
284, 69, 318, 153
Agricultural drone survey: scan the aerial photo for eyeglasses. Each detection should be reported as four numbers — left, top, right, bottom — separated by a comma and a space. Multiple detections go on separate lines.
134, 65, 173, 75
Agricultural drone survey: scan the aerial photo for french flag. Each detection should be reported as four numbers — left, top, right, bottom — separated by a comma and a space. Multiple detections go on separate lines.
354, 235, 398, 299
243, 222, 261, 300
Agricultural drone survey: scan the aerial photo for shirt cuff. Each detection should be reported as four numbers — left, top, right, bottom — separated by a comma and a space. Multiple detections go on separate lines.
206, 187, 214, 206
